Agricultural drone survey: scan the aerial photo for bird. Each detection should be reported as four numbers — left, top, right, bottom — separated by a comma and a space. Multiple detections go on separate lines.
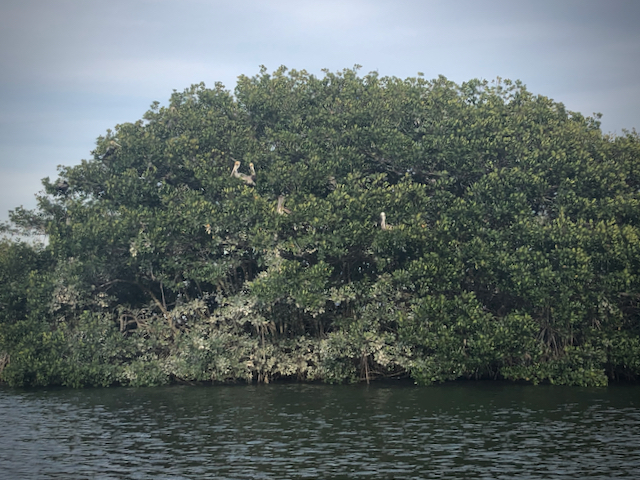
55, 180, 69, 194
230, 160, 240, 177
230, 160, 256, 186
100, 140, 121, 160
380, 212, 392, 230
277, 195, 291, 215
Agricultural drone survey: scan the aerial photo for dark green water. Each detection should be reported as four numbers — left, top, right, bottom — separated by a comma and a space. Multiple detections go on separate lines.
1, 382, 639, 479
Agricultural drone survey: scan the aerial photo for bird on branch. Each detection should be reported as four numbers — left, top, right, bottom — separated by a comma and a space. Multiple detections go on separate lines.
230, 160, 256, 186
249, 162, 257, 184
55, 180, 69, 194
380, 212, 393, 230
277, 195, 291, 215
100, 140, 121, 160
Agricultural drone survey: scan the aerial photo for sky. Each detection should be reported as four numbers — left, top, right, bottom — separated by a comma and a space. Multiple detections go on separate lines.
1, 0, 639, 224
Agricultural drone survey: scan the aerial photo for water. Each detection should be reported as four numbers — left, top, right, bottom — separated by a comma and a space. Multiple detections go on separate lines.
1, 382, 639, 479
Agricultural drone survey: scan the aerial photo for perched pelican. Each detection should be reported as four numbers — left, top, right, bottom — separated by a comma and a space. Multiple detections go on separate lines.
230, 161, 256, 186
249, 163, 257, 184
230, 160, 240, 177
55, 180, 69, 194
100, 140, 120, 159
380, 212, 392, 230
277, 195, 291, 215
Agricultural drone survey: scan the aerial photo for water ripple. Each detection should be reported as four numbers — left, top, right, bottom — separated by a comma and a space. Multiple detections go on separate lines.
1, 383, 639, 479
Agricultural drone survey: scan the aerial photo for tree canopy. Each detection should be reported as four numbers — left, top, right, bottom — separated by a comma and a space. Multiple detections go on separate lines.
2, 66, 640, 387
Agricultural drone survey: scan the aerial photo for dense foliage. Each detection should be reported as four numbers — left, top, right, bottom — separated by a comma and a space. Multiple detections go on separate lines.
2, 66, 640, 387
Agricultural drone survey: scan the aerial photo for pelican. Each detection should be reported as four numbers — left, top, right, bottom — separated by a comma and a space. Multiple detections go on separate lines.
55, 180, 69, 193
230, 161, 256, 186
100, 140, 120, 159
380, 212, 392, 230
230, 160, 240, 177
277, 195, 291, 215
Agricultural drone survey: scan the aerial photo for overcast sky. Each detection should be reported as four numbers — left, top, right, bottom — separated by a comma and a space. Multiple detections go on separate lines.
1, 0, 639, 223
